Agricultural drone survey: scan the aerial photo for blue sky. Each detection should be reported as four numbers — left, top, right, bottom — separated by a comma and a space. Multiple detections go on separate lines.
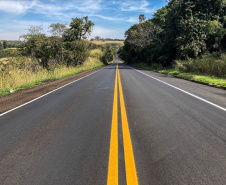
0, 0, 167, 40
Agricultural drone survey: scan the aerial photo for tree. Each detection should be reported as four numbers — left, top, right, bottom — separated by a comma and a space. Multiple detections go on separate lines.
102, 45, 114, 64
139, 14, 146, 23
20, 17, 95, 69
3, 41, 7, 49
20, 25, 44, 41
63, 16, 94, 41
0, 42, 3, 50
119, 0, 226, 66
95, 36, 101, 40
64, 40, 90, 66
26, 25, 43, 35
48, 23, 67, 63
49, 23, 67, 37
21, 25, 59, 69
206, 20, 226, 51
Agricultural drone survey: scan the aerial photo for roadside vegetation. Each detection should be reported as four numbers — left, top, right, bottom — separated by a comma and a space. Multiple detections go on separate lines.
90, 38, 123, 57
134, 62, 226, 88
0, 40, 23, 50
0, 49, 104, 96
0, 17, 115, 96
119, 0, 226, 87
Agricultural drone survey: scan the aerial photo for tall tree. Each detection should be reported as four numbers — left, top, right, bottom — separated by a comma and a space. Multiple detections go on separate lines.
3, 41, 7, 49
102, 45, 114, 64
139, 14, 146, 23
49, 23, 67, 37
120, 0, 226, 66
0, 42, 3, 50
49, 23, 67, 63
63, 16, 94, 41
26, 25, 43, 35
95, 36, 101, 40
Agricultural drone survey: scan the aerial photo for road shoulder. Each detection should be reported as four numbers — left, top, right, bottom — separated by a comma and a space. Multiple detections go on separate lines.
126, 64, 226, 110
0, 66, 104, 114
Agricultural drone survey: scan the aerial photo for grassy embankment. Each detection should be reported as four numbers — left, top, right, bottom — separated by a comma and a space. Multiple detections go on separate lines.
0, 49, 105, 96
132, 53, 226, 88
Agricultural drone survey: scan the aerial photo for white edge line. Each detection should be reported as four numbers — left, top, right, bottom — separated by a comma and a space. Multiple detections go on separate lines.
0, 66, 107, 117
123, 64, 226, 112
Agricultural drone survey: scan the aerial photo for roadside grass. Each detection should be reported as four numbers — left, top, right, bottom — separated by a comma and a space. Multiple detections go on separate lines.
0, 49, 105, 97
132, 63, 226, 88
174, 53, 226, 78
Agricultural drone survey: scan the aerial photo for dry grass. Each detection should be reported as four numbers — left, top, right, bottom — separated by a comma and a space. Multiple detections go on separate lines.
91, 40, 124, 45
0, 49, 104, 95
0, 58, 10, 64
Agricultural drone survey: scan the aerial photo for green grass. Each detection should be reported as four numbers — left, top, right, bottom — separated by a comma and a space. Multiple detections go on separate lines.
14, 80, 43, 91
133, 63, 226, 88
0, 88, 10, 96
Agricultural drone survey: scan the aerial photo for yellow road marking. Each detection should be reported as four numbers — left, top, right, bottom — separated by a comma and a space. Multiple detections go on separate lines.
118, 65, 139, 185
107, 64, 118, 185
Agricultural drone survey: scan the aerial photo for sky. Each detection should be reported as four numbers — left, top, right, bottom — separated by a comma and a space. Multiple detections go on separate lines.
0, 0, 167, 40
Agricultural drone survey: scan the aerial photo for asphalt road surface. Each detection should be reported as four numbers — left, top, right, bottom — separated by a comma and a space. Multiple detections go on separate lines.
0, 57, 226, 185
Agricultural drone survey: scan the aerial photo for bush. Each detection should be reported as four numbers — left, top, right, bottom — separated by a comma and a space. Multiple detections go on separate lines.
175, 53, 226, 78
64, 40, 90, 66
0, 49, 22, 58
89, 49, 103, 59
101, 45, 114, 64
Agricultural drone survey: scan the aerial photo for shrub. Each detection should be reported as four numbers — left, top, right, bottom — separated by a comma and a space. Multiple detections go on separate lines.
175, 53, 226, 78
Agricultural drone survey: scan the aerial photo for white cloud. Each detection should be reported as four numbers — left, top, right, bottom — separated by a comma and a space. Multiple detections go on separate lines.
90, 15, 138, 23
127, 17, 138, 23
0, 0, 149, 40
0, 24, 126, 40
26, 1, 138, 23
30, 0, 103, 17
90, 26, 124, 39
0, 0, 37, 14
0, 32, 23, 40
0, 20, 51, 40
120, 0, 156, 14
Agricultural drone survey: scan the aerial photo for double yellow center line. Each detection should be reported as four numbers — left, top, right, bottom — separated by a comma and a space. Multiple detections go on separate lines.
107, 64, 138, 185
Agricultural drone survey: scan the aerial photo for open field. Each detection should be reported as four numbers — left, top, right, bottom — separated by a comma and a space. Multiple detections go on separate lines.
91, 40, 124, 45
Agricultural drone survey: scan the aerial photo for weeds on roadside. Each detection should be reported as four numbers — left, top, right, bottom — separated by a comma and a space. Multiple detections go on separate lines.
174, 53, 226, 78
0, 49, 104, 96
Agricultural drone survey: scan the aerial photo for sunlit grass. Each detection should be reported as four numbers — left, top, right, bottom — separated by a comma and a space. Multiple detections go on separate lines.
0, 49, 104, 96
91, 40, 124, 45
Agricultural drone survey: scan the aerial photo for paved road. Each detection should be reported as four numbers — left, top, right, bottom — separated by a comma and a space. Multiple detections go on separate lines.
0, 57, 226, 185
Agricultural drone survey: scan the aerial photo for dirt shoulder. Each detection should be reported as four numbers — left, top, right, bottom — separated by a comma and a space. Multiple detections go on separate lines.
0, 66, 104, 114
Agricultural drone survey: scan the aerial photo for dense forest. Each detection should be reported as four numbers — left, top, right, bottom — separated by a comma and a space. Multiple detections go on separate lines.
119, 0, 226, 77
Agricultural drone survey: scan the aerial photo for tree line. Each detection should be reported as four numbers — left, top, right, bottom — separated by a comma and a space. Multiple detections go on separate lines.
119, 0, 226, 67
21, 17, 115, 69
0, 40, 23, 49
1, 17, 114, 69
90, 36, 124, 41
